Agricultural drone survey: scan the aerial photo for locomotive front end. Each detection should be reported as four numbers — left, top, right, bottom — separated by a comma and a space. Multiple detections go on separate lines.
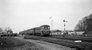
40, 25, 50, 36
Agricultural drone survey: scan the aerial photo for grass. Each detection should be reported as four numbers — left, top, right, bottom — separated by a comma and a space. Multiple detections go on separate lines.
0, 37, 45, 50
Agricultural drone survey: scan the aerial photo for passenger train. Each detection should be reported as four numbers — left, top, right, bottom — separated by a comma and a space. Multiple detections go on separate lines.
19, 25, 50, 36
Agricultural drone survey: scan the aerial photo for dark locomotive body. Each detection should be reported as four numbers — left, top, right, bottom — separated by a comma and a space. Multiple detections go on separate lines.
19, 25, 50, 36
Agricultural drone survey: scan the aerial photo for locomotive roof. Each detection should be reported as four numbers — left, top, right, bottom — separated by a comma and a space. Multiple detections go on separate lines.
40, 25, 50, 27
19, 25, 50, 33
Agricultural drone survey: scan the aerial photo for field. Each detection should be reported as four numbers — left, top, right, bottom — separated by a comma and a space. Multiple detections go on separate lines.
0, 37, 44, 50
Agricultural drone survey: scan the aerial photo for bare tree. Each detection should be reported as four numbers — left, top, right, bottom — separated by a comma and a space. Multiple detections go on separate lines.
4, 27, 13, 34
74, 14, 92, 34
0, 28, 3, 33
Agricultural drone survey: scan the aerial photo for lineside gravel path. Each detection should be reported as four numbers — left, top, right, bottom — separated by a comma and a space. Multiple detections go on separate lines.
15, 37, 75, 50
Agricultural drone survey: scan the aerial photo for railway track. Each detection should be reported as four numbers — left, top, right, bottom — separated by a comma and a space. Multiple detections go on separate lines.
24, 35, 92, 50
50, 35, 92, 42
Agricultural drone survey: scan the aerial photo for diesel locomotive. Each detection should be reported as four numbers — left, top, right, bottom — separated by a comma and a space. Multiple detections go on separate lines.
19, 25, 50, 36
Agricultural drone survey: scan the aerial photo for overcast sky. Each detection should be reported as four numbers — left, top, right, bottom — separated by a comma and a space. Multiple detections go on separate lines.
0, 0, 92, 33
